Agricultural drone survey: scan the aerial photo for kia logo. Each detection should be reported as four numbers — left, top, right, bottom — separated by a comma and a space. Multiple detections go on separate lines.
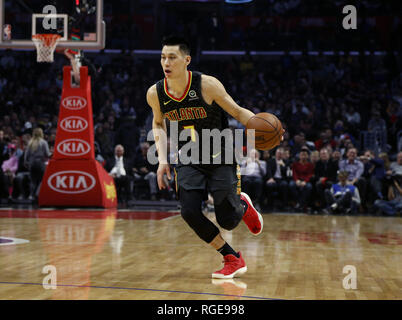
56, 139, 91, 156
62, 96, 87, 110
60, 116, 88, 133
47, 171, 96, 194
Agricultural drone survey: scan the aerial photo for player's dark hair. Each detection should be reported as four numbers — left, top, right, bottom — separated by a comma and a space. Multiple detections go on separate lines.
162, 35, 191, 55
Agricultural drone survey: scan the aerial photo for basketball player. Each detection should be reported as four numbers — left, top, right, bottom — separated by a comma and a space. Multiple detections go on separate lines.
147, 36, 283, 279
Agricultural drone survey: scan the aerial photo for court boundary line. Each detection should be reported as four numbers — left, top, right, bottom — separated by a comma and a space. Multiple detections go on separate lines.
0, 207, 180, 221
0, 281, 280, 300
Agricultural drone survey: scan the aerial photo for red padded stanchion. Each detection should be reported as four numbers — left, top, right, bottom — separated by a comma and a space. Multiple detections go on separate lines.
39, 66, 117, 208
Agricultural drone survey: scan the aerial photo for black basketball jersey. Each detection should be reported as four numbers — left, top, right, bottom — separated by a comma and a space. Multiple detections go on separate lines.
156, 71, 234, 165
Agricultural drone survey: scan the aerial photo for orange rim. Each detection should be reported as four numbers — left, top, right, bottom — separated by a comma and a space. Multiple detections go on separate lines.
32, 34, 61, 47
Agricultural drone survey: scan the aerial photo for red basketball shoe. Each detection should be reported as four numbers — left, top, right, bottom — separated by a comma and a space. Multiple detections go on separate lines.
212, 252, 247, 279
240, 192, 263, 235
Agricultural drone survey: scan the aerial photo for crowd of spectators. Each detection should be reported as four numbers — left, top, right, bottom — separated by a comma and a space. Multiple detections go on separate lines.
103, 0, 402, 52
241, 144, 402, 215
4, 0, 402, 52
0, 45, 401, 214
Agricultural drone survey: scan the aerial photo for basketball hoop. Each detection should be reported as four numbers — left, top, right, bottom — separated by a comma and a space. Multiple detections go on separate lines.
32, 34, 62, 63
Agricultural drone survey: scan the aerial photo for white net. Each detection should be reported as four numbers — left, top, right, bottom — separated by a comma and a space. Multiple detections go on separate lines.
32, 34, 61, 63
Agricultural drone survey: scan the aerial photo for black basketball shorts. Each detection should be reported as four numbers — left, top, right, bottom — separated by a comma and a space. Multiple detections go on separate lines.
174, 163, 241, 203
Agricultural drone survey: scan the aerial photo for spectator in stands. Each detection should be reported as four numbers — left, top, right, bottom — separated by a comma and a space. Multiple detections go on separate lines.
289, 149, 314, 212
241, 148, 267, 211
313, 148, 339, 211
264, 147, 290, 211
261, 150, 271, 164
10, 137, 22, 159
360, 150, 386, 201
12, 143, 31, 200
290, 132, 310, 157
106, 144, 133, 203
24, 128, 50, 201
339, 148, 367, 209
344, 106, 361, 128
95, 123, 114, 159
380, 152, 392, 175
373, 174, 402, 216
367, 110, 387, 132
333, 120, 346, 140
0, 130, 9, 199
331, 149, 342, 163
106, 113, 117, 132
282, 147, 291, 163
390, 152, 402, 176
314, 128, 337, 151
338, 136, 355, 157
324, 171, 361, 215
132, 142, 158, 201
114, 117, 140, 159
1, 143, 18, 200
94, 141, 106, 167
385, 99, 401, 152
379, 152, 393, 193
0, 49, 15, 69
0, 130, 8, 167
310, 150, 320, 165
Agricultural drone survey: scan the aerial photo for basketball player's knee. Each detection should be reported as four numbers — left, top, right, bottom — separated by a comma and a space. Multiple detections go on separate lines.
214, 193, 243, 231
181, 205, 204, 229
217, 215, 241, 231
180, 206, 196, 225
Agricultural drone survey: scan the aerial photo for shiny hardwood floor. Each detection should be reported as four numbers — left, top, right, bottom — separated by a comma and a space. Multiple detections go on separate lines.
0, 207, 401, 300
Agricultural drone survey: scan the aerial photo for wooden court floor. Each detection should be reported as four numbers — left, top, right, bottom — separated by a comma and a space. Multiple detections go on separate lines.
0, 207, 401, 300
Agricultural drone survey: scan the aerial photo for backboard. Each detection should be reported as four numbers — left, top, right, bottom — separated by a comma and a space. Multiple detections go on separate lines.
0, 0, 105, 50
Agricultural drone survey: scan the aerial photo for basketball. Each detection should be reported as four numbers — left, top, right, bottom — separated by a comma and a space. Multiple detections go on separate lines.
246, 112, 283, 151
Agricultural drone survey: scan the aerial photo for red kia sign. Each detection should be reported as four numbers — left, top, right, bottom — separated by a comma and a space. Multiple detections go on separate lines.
60, 116, 88, 133
47, 170, 96, 194
56, 139, 91, 157
62, 96, 87, 110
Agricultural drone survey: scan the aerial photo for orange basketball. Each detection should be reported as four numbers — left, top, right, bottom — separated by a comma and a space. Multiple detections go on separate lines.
246, 112, 283, 151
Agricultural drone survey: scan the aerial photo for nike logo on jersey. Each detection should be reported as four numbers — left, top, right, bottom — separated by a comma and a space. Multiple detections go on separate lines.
164, 100, 172, 105
212, 151, 221, 159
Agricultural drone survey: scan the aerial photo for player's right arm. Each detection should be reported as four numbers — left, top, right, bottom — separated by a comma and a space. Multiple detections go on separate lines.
146, 84, 171, 190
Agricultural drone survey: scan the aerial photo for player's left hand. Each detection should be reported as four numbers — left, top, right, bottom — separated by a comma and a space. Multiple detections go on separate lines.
157, 163, 171, 190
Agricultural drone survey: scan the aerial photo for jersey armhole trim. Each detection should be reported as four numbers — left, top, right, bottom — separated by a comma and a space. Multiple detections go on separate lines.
199, 73, 217, 108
